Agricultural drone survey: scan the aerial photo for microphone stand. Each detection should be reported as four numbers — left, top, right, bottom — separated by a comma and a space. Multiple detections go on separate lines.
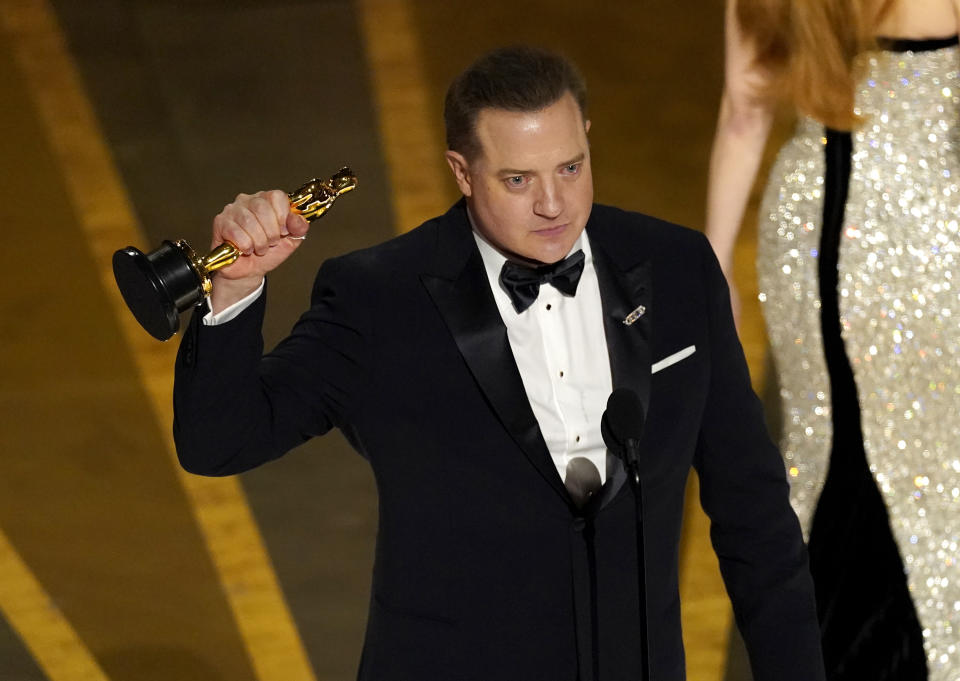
624, 437, 650, 681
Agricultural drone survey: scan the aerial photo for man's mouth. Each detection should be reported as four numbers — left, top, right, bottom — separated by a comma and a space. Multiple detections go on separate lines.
533, 223, 566, 236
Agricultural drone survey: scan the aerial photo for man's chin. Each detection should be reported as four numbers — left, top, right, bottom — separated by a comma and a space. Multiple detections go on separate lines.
527, 235, 582, 265
525, 250, 575, 267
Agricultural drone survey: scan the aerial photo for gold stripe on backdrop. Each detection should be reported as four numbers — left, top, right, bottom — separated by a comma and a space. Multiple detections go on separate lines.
679, 476, 731, 681
357, 0, 452, 234
0, 2, 315, 680
0, 528, 110, 681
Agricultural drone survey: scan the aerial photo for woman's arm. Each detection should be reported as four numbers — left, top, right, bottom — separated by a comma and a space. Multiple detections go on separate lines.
705, 0, 777, 322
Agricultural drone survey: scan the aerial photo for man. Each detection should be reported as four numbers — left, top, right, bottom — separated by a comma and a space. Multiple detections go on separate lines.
174, 46, 825, 680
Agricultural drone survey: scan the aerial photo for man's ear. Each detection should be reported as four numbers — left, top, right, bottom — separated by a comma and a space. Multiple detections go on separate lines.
584, 119, 592, 134
445, 150, 474, 197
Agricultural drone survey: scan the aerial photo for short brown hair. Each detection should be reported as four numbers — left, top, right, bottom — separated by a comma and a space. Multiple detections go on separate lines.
444, 45, 588, 159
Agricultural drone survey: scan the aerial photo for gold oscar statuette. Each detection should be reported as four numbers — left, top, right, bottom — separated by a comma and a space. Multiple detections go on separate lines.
112, 167, 358, 341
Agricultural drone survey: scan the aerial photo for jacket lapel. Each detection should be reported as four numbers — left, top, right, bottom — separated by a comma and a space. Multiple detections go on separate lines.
591, 237, 652, 421
420, 202, 570, 502
588, 229, 653, 512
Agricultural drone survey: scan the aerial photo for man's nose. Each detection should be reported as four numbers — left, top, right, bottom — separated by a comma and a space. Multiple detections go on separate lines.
534, 180, 563, 218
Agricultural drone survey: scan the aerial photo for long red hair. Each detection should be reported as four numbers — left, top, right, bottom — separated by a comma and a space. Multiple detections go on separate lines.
737, 0, 894, 129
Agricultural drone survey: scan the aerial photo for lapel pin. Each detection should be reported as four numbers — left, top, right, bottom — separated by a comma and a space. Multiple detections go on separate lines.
622, 305, 646, 326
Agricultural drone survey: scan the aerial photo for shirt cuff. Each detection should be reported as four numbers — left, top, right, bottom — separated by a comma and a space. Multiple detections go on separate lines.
202, 280, 265, 326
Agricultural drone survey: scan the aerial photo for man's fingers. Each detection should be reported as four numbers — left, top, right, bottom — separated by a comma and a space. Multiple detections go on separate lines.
209, 189, 305, 280
237, 208, 272, 256
213, 211, 254, 254
286, 211, 310, 237
266, 190, 292, 233
248, 195, 286, 248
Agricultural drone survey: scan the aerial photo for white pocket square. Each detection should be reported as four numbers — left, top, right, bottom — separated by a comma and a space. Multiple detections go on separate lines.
651, 345, 696, 374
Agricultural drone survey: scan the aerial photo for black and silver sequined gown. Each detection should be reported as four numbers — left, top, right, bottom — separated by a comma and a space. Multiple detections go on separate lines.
758, 37, 960, 681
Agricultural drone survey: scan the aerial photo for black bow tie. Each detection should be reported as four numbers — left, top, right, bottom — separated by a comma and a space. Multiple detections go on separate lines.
499, 250, 585, 313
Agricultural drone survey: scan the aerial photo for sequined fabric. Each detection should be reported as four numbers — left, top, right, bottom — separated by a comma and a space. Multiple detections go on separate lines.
758, 43, 960, 680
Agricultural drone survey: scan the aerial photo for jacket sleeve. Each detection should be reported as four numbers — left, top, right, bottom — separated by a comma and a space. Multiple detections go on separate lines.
690, 234, 826, 681
173, 255, 370, 476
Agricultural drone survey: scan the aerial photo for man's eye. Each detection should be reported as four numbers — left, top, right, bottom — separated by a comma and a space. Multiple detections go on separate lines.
506, 176, 525, 187
564, 163, 580, 174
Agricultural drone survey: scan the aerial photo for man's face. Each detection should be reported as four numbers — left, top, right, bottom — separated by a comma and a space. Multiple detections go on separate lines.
445, 91, 594, 265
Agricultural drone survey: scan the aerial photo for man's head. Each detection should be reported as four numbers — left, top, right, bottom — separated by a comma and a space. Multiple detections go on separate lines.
444, 46, 593, 266
444, 46, 588, 161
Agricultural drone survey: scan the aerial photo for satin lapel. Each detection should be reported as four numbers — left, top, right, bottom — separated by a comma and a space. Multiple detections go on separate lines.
420, 218, 569, 502
592, 239, 652, 420
590, 236, 653, 512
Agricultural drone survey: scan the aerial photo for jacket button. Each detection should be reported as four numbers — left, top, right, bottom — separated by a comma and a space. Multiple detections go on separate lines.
572, 517, 586, 531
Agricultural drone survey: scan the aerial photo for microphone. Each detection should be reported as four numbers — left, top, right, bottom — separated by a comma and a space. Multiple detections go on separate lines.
601, 387, 650, 681
601, 388, 645, 476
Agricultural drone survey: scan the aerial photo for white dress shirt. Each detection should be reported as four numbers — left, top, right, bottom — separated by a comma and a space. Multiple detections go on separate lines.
202, 279, 265, 325
473, 226, 613, 485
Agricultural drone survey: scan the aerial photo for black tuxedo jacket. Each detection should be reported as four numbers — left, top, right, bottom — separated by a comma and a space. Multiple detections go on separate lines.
174, 201, 825, 681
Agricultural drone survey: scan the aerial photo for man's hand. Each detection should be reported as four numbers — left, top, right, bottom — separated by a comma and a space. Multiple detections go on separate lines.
208, 190, 310, 312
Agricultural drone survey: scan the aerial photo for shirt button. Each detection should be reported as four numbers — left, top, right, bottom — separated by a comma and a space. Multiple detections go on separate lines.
575, 435, 581, 443
545, 303, 552, 310
559, 370, 564, 377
